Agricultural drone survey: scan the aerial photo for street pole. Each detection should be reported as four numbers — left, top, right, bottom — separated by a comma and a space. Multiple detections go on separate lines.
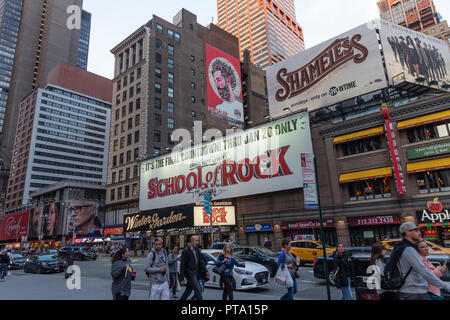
314, 157, 331, 301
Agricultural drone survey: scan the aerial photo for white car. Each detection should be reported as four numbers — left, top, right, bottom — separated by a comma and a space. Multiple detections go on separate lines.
201, 249, 271, 290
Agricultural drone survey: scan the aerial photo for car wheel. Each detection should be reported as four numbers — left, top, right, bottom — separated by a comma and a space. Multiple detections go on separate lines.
328, 271, 336, 286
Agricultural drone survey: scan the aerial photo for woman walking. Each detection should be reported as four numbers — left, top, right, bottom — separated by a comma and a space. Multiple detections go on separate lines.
216, 244, 245, 300
370, 242, 397, 300
111, 247, 135, 300
278, 239, 298, 300
418, 240, 447, 300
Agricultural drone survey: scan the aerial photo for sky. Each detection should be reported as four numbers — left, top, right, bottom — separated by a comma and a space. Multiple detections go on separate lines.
83, 0, 450, 79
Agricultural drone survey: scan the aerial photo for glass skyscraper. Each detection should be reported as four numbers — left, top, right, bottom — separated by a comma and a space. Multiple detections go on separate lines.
217, 0, 305, 69
77, 10, 91, 70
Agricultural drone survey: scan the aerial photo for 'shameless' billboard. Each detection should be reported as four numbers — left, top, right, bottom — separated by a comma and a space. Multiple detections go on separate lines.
266, 20, 387, 118
140, 112, 313, 211
378, 19, 450, 88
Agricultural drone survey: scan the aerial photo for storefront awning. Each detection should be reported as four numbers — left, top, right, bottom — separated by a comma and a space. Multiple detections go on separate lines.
397, 110, 450, 130
407, 157, 450, 173
333, 127, 384, 144
339, 167, 393, 183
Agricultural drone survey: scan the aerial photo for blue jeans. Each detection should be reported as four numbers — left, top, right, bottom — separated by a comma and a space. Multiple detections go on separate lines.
189, 278, 205, 300
0, 264, 8, 277
340, 277, 353, 300
280, 272, 297, 300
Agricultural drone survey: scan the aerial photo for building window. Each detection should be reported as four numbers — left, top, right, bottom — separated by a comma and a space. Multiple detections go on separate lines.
156, 38, 162, 49
129, 86, 134, 98
124, 186, 130, 199
127, 133, 132, 146
115, 109, 120, 121
112, 172, 117, 183
117, 80, 121, 91
190, 68, 195, 76
137, 67, 141, 79
113, 140, 118, 152
168, 72, 174, 84
123, 76, 128, 87
114, 124, 119, 136
348, 178, 392, 201
416, 169, 450, 194
155, 98, 161, 109
136, 83, 141, 94
168, 45, 174, 55
119, 153, 124, 165
136, 98, 141, 110
341, 136, 382, 156
168, 29, 174, 39
157, 24, 163, 34
121, 121, 126, 133
191, 82, 196, 89
110, 189, 115, 201
135, 114, 140, 126
120, 137, 125, 149
132, 183, 138, 197
128, 118, 133, 130
117, 187, 122, 200
130, 72, 135, 83
126, 168, 131, 180
155, 114, 161, 126
168, 87, 174, 99
168, 58, 174, 69
190, 55, 195, 62
112, 155, 117, 167
155, 53, 161, 64
174, 33, 181, 42
126, 151, 131, 163
154, 130, 161, 142
168, 102, 174, 113
168, 117, 174, 129
116, 95, 120, 105
155, 67, 161, 78
191, 96, 196, 103
135, 130, 140, 143
134, 148, 139, 160
406, 122, 449, 143
155, 83, 161, 93
192, 111, 196, 117
133, 165, 139, 178
154, 148, 160, 157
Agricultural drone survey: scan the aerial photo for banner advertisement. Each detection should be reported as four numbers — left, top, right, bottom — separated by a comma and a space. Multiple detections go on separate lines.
0, 210, 30, 241
140, 112, 313, 211
66, 202, 105, 236
193, 206, 236, 227
206, 44, 244, 124
282, 219, 335, 230
266, 20, 387, 118
124, 205, 194, 233
29, 206, 42, 238
43, 203, 61, 236
378, 19, 450, 88
301, 153, 318, 209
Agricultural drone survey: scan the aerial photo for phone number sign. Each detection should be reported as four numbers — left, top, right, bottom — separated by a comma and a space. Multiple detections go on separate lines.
348, 215, 401, 226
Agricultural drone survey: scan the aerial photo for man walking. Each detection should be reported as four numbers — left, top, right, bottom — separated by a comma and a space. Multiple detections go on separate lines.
0, 251, 10, 279
179, 235, 209, 300
144, 238, 170, 300
333, 243, 353, 300
395, 222, 450, 300
168, 244, 180, 299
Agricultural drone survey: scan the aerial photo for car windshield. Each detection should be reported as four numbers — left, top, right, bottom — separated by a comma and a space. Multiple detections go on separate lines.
13, 254, 24, 259
254, 247, 278, 256
38, 255, 58, 262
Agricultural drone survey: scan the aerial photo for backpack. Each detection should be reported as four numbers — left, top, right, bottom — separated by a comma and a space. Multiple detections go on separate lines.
145, 249, 167, 278
381, 241, 413, 291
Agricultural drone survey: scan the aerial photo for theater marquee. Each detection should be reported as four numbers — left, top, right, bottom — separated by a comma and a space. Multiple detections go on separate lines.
193, 206, 236, 227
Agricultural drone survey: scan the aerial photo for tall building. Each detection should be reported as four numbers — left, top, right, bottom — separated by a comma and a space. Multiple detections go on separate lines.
217, 0, 305, 69
377, 0, 440, 32
4, 62, 111, 210
105, 9, 242, 240
0, 0, 91, 168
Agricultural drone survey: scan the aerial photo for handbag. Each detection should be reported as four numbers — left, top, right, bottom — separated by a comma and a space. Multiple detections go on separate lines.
275, 265, 293, 288
212, 263, 226, 276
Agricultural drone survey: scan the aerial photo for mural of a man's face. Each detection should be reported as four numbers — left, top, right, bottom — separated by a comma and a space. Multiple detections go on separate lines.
70, 203, 96, 233
213, 70, 226, 90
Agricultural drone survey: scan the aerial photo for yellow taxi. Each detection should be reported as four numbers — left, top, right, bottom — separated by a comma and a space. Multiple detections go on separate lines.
381, 239, 450, 255
290, 240, 335, 265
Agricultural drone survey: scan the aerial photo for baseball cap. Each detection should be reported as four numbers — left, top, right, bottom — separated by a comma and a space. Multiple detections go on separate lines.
399, 222, 420, 234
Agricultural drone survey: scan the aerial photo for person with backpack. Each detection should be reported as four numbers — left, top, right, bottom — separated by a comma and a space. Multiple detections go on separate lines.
144, 237, 170, 300
387, 222, 450, 300
417, 239, 447, 300
333, 243, 353, 300
370, 242, 397, 300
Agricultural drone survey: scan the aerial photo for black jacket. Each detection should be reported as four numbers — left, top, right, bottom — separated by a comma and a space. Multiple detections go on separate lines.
0, 254, 9, 264
180, 245, 207, 280
333, 251, 353, 288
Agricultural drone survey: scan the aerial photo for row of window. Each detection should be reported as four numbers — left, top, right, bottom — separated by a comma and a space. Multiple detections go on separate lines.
116, 67, 142, 91
111, 165, 139, 184
110, 183, 139, 202
116, 83, 141, 105
112, 131, 140, 151
112, 148, 140, 168
115, 98, 141, 121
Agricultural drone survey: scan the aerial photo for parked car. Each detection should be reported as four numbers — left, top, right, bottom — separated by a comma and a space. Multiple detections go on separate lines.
58, 246, 97, 261
313, 246, 373, 285
209, 242, 240, 250
8, 254, 27, 270
23, 254, 66, 274
201, 249, 271, 290
234, 246, 280, 276
381, 239, 450, 255
290, 240, 335, 265
352, 252, 450, 300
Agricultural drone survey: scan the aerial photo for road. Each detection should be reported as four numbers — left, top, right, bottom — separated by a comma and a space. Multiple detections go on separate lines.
0, 255, 355, 300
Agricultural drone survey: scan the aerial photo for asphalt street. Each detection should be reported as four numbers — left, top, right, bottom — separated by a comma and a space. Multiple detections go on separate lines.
0, 255, 355, 300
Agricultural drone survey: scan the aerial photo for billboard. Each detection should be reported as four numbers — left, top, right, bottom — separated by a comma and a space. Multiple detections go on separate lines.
267, 20, 387, 118
379, 19, 450, 87
66, 202, 105, 236
206, 44, 244, 124
193, 206, 236, 227
0, 210, 30, 241
124, 205, 194, 233
140, 112, 313, 211
29, 206, 42, 238
43, 203, 61, 236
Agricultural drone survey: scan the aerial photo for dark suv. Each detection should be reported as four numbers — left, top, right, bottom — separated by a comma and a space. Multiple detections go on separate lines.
58, 246, 97, 261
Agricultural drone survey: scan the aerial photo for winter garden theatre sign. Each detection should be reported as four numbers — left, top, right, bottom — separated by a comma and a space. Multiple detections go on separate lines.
139, 113, 314, 211
124, 206, 193, 233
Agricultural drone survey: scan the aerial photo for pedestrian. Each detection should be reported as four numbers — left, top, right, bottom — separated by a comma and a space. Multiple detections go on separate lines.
217, 244, 244, 300
370, 242, 397, 300
179, 235, 209, 300
417, 239, 447, 300
278, 239, 298, 300
0, 251, 9, 279
6, 250, 14, 266
145, 237, 170, 300
111, 247, 135, 300
333, 243, 353, 300
168, 244, 180, 299
134, 244, 138, 257
190, 248, 208, 300
394, 222, 450, 300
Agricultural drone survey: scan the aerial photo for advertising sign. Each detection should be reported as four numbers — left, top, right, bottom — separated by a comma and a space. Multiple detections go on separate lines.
140, 112, 313, 211
378, 19, 450, 88
407, 141, 450, 160
348, 215, 401, 227
0, 210, 30, 241
124, 205, 194, 233
417, 198, 449, 225
301, 153, 318, 209
29, 206, 42, 238
206, 44, 244, 124
194, 206, 236, 227
66, 202, 105, 236
43, 203, 61, 236
245, 224, 273, 232
266, 20, 387, 118
282, 219, 335, 230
